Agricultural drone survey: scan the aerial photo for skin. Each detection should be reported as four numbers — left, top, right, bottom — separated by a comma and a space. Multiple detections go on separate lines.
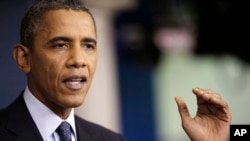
175, 88, 232, 141
13, 9, 97, 119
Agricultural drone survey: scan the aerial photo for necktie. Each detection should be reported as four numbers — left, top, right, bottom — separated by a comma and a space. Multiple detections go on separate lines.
56, 121, 72, 141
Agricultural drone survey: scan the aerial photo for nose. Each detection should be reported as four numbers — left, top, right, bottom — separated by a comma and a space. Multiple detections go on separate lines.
66, 45, 86, 68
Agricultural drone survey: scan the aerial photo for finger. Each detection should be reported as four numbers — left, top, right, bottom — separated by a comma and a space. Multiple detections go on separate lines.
192, 88, 224, 106
192, 88, 232, 122
199, 88, 222, 100
174, 96, 192, 124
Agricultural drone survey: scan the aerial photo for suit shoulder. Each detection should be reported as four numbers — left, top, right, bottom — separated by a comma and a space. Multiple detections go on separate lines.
75, 115, 126, 141
0, 106, 8, 128
0, 106, 12, 139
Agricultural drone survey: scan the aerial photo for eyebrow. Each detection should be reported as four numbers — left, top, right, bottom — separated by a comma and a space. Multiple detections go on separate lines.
47, 36, 97, 45
83, 37, 97, 45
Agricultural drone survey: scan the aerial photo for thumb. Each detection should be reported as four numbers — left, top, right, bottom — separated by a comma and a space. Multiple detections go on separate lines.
174, 96, 191, 124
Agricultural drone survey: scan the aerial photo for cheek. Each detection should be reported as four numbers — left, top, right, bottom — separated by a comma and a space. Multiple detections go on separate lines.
33, 54, 64, 84
47, 61, 66, 87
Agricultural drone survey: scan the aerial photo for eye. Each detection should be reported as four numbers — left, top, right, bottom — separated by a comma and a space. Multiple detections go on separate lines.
52, 43, 69, 48
84, 44, 96, 50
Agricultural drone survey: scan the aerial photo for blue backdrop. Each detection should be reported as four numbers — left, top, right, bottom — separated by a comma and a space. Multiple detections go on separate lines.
0, 0, 37, 108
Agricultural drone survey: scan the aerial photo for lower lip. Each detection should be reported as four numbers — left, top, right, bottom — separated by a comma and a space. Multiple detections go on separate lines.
64, 81, 85, 90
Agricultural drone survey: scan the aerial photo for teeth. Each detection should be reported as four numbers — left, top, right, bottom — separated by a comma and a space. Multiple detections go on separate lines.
64, 77, 84, 89
65, 78, 83, 84
67, 81, 81, 85
69, 78, 82, 82
71, 78, 82, 81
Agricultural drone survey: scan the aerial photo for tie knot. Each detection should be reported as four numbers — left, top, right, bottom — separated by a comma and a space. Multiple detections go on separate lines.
56, 121, 72, 141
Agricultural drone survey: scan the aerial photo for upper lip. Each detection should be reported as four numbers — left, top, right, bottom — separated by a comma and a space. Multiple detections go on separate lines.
62, 75, 87, 83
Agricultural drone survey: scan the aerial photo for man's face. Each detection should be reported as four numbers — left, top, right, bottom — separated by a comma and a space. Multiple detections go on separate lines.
27, 10, 97, 112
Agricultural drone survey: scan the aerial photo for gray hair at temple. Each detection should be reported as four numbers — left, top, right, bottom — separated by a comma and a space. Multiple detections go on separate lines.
20, 0, 96, 48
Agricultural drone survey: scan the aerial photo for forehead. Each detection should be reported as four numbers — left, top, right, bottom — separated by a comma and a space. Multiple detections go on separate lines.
38, 9, 96, 37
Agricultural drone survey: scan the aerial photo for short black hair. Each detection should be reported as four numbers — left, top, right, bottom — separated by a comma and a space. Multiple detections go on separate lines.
20, 0, 96, 48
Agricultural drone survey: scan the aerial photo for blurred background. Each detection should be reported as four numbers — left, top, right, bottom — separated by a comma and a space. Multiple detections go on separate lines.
1, 0, 250, 141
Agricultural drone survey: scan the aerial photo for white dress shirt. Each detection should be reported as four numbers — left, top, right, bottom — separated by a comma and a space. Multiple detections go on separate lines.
23, 86, 77, 141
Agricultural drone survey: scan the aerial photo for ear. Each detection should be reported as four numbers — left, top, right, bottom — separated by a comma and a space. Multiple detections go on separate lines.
13, 44, 31, 74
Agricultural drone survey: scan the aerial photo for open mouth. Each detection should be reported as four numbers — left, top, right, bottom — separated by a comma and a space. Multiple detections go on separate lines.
63, 76, 87, 90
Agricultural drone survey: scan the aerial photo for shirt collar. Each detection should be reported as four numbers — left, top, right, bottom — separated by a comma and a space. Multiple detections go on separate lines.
23, 86, 77, 140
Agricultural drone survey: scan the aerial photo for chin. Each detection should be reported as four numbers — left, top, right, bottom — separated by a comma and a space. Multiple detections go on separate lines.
59, 91, 86, 108
62, 102, 83, 109
66, 98, 85, 108
72, 101, 83, 108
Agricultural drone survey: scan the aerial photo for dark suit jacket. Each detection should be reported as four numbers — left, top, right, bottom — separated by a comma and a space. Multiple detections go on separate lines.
0, 93, 126, 141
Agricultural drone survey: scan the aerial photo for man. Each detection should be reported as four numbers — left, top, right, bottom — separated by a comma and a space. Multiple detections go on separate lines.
0, 0, 231, 141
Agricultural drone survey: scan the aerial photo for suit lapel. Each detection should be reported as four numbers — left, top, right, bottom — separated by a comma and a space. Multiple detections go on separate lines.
6, 93, 43, 141
75, 116, 92, 141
